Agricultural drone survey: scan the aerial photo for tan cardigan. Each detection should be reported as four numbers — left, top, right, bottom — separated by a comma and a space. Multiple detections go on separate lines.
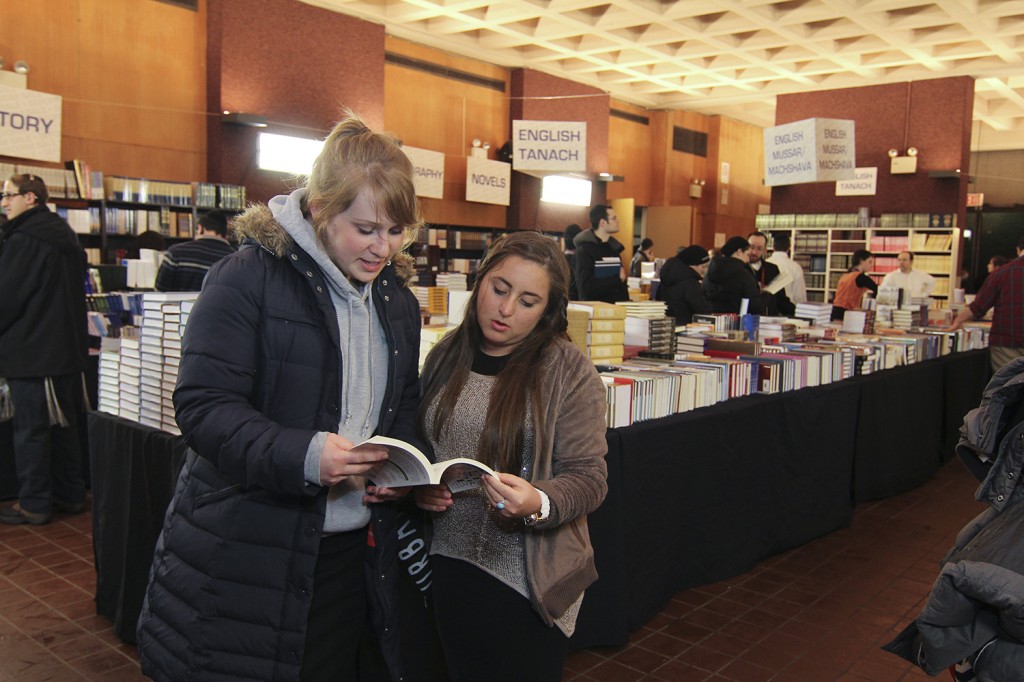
422, 336, 609, 625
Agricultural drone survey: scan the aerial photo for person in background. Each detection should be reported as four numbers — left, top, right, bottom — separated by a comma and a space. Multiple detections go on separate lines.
132, 229, 167, 258
414, 231, 608, 682
766, 233, 807, 304
155, 209, 236, 292
562, 222, 582, 300
629, 237, 654, 278
703, 235, 764, 315
657, 244, 712, 324
137, 113, 426, 682
831, 249, 877, 320
879, 250, 936, 299
573, 204, 629, 303
989, 255, 1009, 273
949, 236, 1024, 371
0, 174, 89, 526
746, 231, 795, 316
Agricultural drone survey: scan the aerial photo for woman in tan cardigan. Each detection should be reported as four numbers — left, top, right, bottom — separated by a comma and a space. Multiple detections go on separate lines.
415, 231, 608, 681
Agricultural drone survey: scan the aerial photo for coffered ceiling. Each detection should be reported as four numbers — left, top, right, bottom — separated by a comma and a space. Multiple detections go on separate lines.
301, 0, 1024, 151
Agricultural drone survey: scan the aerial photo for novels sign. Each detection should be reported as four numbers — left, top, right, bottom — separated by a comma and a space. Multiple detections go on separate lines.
764, 118, 856, 186
512, 120, 586, 172
0, 85, 62, 163
466, 157, 510, 205
402, 145, 445, 199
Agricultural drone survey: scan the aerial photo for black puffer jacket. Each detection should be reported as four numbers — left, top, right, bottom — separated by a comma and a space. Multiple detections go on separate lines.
884, 358, 1024, 679
0, 205, 88, 378
137, 203, 423, 681
657, 257, 711, 324
703, 256, 764, 315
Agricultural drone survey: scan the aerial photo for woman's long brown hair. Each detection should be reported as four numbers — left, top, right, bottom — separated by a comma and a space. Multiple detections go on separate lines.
419, 231, 571, 473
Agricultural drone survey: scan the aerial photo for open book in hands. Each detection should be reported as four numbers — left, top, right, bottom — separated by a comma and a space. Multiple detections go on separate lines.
763, 268, 794, 295
356, 435, 499, 493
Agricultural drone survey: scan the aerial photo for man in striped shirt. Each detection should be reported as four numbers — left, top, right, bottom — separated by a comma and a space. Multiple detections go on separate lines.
155, 210, 235, 292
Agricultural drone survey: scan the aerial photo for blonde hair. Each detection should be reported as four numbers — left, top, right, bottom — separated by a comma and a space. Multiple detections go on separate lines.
302, 110, 422, 248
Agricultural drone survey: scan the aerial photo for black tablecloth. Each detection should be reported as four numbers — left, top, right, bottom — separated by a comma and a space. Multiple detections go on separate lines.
89, 411, 187, 643
88, 350, 991, 648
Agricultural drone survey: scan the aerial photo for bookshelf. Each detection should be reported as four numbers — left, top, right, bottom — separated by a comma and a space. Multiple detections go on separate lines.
415, 225, 563, 284
3, 158, 245, 266
756, 212, 960, 307
52, 176, 246, 265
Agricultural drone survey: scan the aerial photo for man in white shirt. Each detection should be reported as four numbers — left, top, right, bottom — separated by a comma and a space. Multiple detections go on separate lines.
880, 251, 936, 299
766, 234, 807, 304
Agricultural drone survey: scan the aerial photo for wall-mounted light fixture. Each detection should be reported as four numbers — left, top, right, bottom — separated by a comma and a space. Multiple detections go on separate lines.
889, 146, 918, 174
470, 138, 491, 159
540, 175, 592, 207
597, 172, 624, 182
222, 111, 268, 128
689, 178, 706, 199
12, 60, 30, 75
258, 132, 323, 175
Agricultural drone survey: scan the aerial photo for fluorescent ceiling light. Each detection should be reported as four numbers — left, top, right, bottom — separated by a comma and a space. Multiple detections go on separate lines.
540, 175, 592, 206
258, 132, 324, 175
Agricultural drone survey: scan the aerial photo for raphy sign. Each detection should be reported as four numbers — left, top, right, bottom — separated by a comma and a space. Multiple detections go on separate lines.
0, 84, 62, 163
763, 118, 856, 186
402, 145, 445, 199
466, 156, 510, 205
512, 120, 586, 172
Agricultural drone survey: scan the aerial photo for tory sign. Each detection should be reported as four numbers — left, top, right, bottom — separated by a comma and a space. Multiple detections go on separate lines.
0, 84, 62, 163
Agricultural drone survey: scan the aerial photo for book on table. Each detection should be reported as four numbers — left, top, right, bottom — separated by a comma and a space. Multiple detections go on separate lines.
358, 436, 498, 492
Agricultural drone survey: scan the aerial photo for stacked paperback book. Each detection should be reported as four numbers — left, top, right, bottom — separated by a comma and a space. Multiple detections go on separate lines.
567, 302, 627, 364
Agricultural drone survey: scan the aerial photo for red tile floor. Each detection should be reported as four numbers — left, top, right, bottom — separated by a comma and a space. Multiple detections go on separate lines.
0, 456, 983, 681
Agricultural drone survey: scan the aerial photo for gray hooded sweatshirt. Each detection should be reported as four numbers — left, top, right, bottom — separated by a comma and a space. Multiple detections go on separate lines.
270, 189, 389, 533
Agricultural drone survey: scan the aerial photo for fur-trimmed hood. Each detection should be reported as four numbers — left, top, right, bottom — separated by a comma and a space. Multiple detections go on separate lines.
231, 202, 417, 285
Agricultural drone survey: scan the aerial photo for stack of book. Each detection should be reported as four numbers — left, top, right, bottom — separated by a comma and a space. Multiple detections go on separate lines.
435, 273, 467, 291
419, 325, 456, 371
625, 315, 676, 357
890, 308, 920, 329
567, 302, 627, 363
794, 302, 832, 326
411, 286, 448, 316
97, 339, 121, 416
757, 316, 798, 343
134, 294, 197, 433
615, 300, 667, 319
118, 335, 142, 422
841, 309, 876, 334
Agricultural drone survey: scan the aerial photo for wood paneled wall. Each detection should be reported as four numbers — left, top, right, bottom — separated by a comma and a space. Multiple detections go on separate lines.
703, 116, 772, 247
607, 100, 652, 207
383, 37, 509, 229
5, 0, 207, 181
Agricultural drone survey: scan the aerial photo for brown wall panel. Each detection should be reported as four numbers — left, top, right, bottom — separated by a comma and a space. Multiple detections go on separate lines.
772, 77, 973, 229
702, 116, 771, 247
207, 0, 386, 203
607, 100, 652, 207
384, 37, 509, 229
509, 69, 609, 232
7, 0, 206, 181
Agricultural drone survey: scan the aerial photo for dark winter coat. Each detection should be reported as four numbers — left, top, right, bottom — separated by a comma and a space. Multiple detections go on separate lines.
703, 255, 764, 315
656, 257, 711, 324
749, 260, 795, 317
884, 358, 1024, 679
136, 204, 424, 681
572, 228, 628, 303
0, 205, 88, 378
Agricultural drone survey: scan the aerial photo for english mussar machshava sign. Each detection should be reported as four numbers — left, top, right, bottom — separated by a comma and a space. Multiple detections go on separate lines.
763, 118, 856, 187
512, 120, 587, 172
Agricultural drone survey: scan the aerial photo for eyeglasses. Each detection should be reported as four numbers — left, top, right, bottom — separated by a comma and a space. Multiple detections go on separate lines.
0, 192, 25, 199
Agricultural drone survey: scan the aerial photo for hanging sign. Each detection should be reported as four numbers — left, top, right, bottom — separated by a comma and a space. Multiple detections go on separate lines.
466, 157, 510, 205
402, 146, 445, 199
836, 167, 877, 196
764, 117, 856, 186
512, 120, 586, 172
0, 85, 62, 163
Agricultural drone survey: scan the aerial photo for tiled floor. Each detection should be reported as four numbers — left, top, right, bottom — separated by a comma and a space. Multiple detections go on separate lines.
0, 456, 983, 681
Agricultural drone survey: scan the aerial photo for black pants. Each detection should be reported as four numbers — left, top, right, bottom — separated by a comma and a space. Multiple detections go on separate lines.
301, 527, 384, 682
431, 555, 569, 682
9, 375, 86, 515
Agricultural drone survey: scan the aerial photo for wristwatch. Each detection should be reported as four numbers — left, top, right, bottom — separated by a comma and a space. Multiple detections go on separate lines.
524, 490, 550, 526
